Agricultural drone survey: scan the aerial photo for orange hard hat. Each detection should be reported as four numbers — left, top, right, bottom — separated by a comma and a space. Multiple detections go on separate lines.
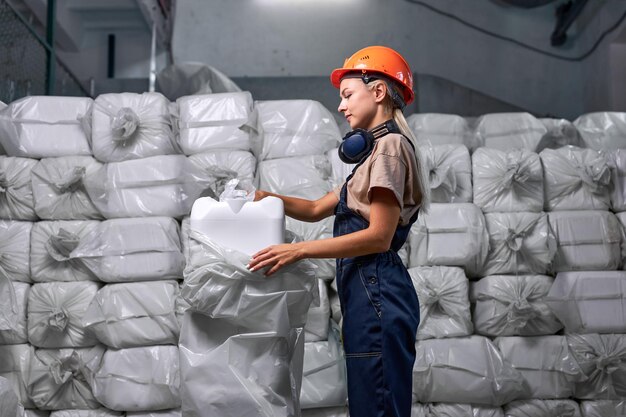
330, 45, 415, 106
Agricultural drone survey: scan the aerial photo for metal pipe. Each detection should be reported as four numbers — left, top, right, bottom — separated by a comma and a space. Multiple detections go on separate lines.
45, 0, 57, 95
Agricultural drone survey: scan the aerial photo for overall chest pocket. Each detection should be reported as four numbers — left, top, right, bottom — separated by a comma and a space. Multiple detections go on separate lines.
358, 262, 382, 318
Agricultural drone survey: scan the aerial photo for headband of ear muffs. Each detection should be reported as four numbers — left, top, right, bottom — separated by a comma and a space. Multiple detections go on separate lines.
338, 119, 402, 164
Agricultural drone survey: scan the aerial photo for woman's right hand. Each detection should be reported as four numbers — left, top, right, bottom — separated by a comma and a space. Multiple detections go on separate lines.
254, 190, 267, 201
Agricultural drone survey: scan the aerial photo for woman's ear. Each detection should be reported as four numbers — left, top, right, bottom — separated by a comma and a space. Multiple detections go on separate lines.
373, 82, 387, 103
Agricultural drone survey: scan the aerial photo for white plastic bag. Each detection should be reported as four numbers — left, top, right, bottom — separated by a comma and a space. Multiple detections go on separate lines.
0, 376, 21, 417
0, 344, 35, 408
470, 275, 562, 337
49, 410, 123, 417
420, 144, 472, 203
474, 113, 547, 152
422, 403, 504, 417
31, 157, 103, 220
0, 156, 38, 220
574, 112, 626, 151
258, 154, 332, 200
579, 400, 626, 417
0, 220, 32, 283
187, 150, 256, 199
541, 146, 611, 211
482, 212, 556, 276
503, 399, 581, 417
30, 221, 100, 282
27, 281, 100, 348
407, 113, 474, 149
472, 148, 543, 212
537, 118, 585, 152
176, 92, 253, 154
0, 277, 29, 344
0, 96, 92, 158
286, 217, 336, 281
609, 149, 626, 212
408, 266, 473, 340
92, 93, 177, 162
82, 280, 180, 348
303, 279, 331, 342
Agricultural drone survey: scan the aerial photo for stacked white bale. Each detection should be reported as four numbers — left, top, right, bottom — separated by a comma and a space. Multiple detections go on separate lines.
419, 144, 472, 203
187, 150, 256, 199
91, 93, 178, 162
83, 154, 201, 218
300, 324, 347, 409
179, 228, 316, 417
0, 278, 29, 344
573, 112, 626, 151
472, 148, 544, 213
566, 333, 626, 400
0, 344, 35, 408
494, 336, 585, 399
83, 345, 181, 411
301, 407, 349, 417
256, 100, 340, 200
503, 399, 582, 417
547, 211, 621, 272
412, 335, 529, 405
0, 375, 23, 417
27, 281, 100, 348
407, 266, 473, 340
26, 347, 101, 410
540, 146, 611, 211
609, 149, 626, 212
579, 400, 626, 417
0, 220, 32, 283
412, 403, 504, 417
325, 147, 355, 189
49, 410, 122, 417
126, 411, 181, 417
176, 92, 253, 155
407, 203, 489, 278
481, 212, 555, 276
406, 113, 475, 149
0, 96, 92, 158
545, 271, 626, 334
470, 275, 562, 337
0, 156, 38, 220
473, 113, 547, 152
616, 212, 626, 265
537, 118, 585, 152
30, 221, 100, 282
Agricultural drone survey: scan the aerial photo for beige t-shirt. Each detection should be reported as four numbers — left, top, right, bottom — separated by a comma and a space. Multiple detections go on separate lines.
332, 132, 422, 226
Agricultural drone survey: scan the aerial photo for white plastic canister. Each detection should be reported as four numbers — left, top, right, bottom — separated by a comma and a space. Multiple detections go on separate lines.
190, 196, 285, 255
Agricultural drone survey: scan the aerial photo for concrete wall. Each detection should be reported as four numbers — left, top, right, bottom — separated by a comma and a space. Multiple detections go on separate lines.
172, 0, 626, 120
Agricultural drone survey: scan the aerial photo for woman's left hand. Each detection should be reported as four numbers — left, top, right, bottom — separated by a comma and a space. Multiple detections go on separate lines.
247, 242, 305, 276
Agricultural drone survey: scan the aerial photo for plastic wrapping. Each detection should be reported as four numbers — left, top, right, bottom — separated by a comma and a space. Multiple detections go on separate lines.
179, 311, 305, 417
545, 271, 626, 334
0, 278, 29, 344
125, 410, 180, 417
30, 221, 100, 282
406, 113, 474, 149
258, 154, 332, 200
474, 113, 547, 152
84, 345, 180, 411
420, 404, 504, 417
325, 148, 355, 189
494, 336, 585, 399
0, 344, 34, 408
83, 155, 202, 218
548, 211, 621, 272
31, 157, 103, 220
82, 280, 180, 348
255, 100, 341, 160
573, 112, 626, 151
176, 92, 253, 154
609, 149, 626, 212
503, 399, 582, 417
92, 93, 177, 162
482, 212, 556, 276
0, 375, 21, 417
0, 96, 92, 158
407, 266, 473, 340
567, 334, 626, 400
286, 217, 336, 281
303, 279, 330, 342
412, 335, 529, 405
49, 410, 123, 417
0, 156, 38, 220
470, 275, 562, 337
156, 62, 242, 100
472, 148, 544, 213
407, 203, 489, 278
187, 150, 256, 199
27, 282, 100, 348
537, 118, 585, 152
300, 323, 347, 409
579, 400, 626, 417
0, 220, 32, 283
23, 410, 50, 417
419, 144, 472, 203
301, 407, 348, 417
27, 347, 100, 410
69, 217, 184, 283
540, 146, 611, 211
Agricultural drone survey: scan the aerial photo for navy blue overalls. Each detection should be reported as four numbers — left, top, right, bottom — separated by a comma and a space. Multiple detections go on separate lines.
333, 146, 421, 417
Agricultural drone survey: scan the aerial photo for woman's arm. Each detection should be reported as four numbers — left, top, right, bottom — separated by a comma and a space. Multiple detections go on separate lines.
255, 190, 338, 222
248, 187, 401, 275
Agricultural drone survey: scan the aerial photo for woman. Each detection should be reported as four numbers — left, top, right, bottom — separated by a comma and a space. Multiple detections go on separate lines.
247, 45, 429, 417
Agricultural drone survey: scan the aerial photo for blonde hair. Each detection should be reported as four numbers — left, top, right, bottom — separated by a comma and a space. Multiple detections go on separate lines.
368, 80, 431, 213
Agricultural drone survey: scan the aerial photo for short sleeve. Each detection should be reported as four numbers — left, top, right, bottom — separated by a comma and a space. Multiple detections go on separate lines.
332, 183, 343, 200
367, 154, 407, 208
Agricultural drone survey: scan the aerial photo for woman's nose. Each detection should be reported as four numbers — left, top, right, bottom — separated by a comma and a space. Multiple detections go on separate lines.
338, 100, 346, 113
